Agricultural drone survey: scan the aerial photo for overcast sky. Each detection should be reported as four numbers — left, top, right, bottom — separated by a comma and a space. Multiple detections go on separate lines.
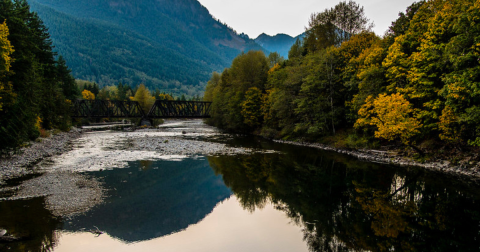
197, 0, 418, 38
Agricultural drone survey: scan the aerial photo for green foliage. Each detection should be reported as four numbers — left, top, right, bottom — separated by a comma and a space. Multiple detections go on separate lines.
0, 0, 77, 151
288, 38, 304, 59
204, 51, 269, 132
295, 48, 341, 138
267, 52, 285, 68
304, 0, 372, 53
28, 0, 267, 96
241, 87, 263, 128
205, 0, 480, 150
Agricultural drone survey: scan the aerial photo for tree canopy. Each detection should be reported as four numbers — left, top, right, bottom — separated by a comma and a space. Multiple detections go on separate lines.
204, 0, 480, 151
0, 0, 78, 151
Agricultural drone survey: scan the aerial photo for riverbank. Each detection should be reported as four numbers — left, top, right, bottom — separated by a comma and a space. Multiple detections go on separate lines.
2, 119, 480, 217
274, 139, 480, 182
0, 120, 271, 218
0, 128, 83, 185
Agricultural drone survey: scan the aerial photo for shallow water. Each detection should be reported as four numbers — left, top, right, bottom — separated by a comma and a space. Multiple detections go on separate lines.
1, 120, 480, 251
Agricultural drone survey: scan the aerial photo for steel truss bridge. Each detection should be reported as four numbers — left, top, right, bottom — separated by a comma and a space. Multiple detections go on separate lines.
72, 100, 212, 119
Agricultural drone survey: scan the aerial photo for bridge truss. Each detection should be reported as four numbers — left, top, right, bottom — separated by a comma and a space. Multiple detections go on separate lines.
72, 100, 212, 119
148, 100, 211, 118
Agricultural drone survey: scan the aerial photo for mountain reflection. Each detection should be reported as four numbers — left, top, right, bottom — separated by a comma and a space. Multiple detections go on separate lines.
208, 148, 480, 252
64, 158, 232, 243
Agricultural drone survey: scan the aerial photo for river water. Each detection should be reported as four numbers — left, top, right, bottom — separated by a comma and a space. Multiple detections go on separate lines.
1, 120, 480, 251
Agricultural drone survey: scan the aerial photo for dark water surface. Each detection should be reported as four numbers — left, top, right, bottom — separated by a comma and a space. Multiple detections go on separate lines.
2, 130, 480, 251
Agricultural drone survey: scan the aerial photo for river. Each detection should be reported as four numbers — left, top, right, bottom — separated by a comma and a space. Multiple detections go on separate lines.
1, 119, 480, 251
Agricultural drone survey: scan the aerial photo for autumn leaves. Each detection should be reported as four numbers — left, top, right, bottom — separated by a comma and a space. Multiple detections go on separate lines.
205, 0, 480, 149
0, 21, 14, 111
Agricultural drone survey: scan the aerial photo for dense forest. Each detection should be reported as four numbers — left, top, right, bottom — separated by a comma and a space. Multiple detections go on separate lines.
27, 0, 266, 96
0, 0, 199, 152
204, 0, 480, 156
0, 0, 78, 151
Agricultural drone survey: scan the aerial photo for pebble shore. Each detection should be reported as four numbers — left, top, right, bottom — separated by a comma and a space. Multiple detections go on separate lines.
2, 119, 480, 218
0, 129, 82, 185
0, 120, 269, 217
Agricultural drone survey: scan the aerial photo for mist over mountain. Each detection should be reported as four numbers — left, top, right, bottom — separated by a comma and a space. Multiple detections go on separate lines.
255, 33, 305, 59
27, 0, 266, 95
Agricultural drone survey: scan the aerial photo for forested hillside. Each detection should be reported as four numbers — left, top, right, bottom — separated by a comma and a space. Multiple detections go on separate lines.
255, 33, 305, 58
27, 0, 266, 95
204, 0, 480, 156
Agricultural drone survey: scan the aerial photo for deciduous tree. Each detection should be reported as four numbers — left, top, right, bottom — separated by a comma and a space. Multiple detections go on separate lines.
82, 89, 95, 100
355, 93, 422, 145
0, 20, 14, 111
131, 84, 155, 112
241, 87, 263, 128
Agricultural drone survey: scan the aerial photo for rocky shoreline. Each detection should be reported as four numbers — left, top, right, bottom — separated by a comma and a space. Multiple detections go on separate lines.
0, 128, 105, 218
0, 128, 83, 185
2, 124, 480, 184
0, 120, 271, 217
274, 139, 480, 182
2, 120, 480, 218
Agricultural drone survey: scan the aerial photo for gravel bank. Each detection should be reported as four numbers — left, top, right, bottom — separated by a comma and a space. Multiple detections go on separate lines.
0, 119, 270, 218
131, 135, 256, 155
44, 123, 273, 173
1, 172, 104, 217
0, 129, 82, 185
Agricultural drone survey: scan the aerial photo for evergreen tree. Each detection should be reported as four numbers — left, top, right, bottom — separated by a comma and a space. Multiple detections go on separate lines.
56, 55, 78, 101
0, 0, 76, 150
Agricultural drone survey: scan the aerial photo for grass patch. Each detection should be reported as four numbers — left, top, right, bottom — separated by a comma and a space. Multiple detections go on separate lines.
39, 128, 51, 138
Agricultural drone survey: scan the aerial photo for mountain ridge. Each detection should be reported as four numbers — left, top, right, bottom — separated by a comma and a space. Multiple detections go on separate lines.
27, 0, 267, 95
255, 32, 305, 58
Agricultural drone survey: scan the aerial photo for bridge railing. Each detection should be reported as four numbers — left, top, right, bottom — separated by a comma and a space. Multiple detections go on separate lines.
72, 99, 212, 119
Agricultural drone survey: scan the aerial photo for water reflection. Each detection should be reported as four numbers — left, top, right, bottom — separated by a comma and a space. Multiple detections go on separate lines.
208, 145, 480, 252
3, 133, 480, 252
0, 197, 61, 252
63, 158, 231, 243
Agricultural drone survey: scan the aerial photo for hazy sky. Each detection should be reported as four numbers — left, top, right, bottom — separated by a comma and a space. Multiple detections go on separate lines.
197, 0, 418, 38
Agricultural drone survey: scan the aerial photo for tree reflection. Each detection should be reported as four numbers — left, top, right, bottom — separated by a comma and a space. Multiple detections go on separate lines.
0, 197, 61, 252
208, 151, 480, 252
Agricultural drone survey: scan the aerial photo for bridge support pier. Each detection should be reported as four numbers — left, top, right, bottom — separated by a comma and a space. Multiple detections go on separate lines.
139, 118, 153, 127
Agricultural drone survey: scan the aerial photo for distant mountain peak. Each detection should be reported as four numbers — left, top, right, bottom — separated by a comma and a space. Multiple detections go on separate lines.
254, 32, 305, 58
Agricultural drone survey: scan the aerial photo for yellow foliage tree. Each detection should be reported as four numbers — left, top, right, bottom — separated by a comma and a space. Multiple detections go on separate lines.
268, 63, 281, 75
438, 106, 462, 143
82, 89, 95, 100
0, 20, 15, 111
131, 84, 155, 112
157, 93, 174, 101
355, 93, 422, 145
241, 87, 263, 128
